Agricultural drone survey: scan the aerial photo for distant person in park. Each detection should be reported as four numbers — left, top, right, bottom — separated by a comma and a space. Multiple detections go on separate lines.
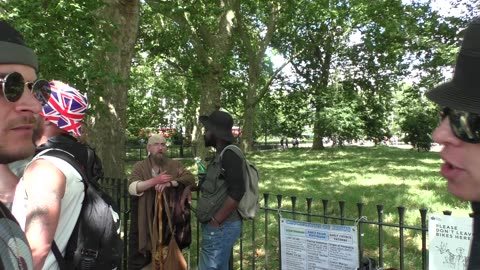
293, 137, 299, 148
0, 19, 52, 270
181, 110, 246, 270
11, 81, 89, 270
284, 137, 289, 148
280, 137, 284, 149
128, 134, 195, 270
426, 17, 480, 270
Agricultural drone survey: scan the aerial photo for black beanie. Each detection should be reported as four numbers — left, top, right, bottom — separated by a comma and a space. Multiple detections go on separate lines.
0, 20, 38, 71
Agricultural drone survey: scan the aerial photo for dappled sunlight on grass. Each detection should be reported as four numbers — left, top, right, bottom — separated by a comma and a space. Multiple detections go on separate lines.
355, 176, 403, 186
244, 146, 470, 269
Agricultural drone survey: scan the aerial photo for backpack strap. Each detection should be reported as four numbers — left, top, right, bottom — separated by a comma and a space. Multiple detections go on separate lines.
219, 145, 247, 213
38, 149, 89, 188
38, 149, 89, 270
218, 145, 244, 179
51, 240, 67, 270
219, 144, 245, 161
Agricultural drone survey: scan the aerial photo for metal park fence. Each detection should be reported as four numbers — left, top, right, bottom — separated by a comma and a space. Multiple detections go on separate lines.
98, 177, 466, 270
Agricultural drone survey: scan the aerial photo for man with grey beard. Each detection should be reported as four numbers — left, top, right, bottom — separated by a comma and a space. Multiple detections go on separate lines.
128, 134, 195, 269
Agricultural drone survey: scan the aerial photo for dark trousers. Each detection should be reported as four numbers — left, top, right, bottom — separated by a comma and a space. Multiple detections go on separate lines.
128, 205, 151, 270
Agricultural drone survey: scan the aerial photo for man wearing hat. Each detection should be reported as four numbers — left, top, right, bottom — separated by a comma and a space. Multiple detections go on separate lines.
0, 20, 52, 270
128, 134, 195, 270
427, 17, 480, 269
192, 110, 246, 270
11, 81, 89, 270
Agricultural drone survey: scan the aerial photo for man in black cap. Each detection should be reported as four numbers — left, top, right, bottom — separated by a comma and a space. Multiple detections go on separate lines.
183, 110, 245, 269
0, 20, 51, 270
426, 17, 480, 269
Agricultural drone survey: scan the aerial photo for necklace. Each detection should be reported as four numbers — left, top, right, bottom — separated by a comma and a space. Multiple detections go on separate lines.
0, 203, 28, 270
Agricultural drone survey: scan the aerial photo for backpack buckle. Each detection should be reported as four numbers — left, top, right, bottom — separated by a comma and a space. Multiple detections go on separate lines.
81, 248, 99, 259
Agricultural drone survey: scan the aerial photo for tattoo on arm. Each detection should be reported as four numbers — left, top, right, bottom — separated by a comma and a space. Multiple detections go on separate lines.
25, 206, 50, 232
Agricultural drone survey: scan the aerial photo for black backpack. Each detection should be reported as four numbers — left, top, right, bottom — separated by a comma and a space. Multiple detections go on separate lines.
39, 144, 123, 270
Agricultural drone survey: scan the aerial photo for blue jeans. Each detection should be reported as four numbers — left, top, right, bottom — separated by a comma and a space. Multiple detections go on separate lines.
198, 220, 242, 270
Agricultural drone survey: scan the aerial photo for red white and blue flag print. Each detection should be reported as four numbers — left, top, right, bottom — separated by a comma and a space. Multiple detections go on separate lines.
40, 81, 88, 137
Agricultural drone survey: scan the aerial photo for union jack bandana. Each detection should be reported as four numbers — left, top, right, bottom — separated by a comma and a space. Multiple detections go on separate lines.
40, 81, 88, 137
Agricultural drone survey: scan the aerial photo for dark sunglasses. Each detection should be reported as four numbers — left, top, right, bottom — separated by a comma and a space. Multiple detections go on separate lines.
440, 107, 480, 144
0, 72, 51, 105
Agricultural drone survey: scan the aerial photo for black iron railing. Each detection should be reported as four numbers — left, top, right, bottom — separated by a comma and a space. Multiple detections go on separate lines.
98, 178, 467, 270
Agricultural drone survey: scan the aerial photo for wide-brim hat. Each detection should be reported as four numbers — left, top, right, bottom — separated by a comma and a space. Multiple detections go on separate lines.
199, 111, 235, 143
426, 17, 480, 114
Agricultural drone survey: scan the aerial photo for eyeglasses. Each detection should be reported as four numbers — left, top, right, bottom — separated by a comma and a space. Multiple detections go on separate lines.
0, 72, 51, 105
440, 107, 480, 144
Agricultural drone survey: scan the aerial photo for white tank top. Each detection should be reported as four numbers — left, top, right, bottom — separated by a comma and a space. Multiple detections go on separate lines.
12, 153, 85, 270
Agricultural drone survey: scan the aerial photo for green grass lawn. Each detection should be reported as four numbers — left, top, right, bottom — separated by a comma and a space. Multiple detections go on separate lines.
241, 145, 471, 270
253, 145, 469, 216
125, 145, 471, 269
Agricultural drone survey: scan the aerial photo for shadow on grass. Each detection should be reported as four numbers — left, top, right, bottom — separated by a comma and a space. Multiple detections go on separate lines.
251, 146, 469, 213
239, 146, 470, 269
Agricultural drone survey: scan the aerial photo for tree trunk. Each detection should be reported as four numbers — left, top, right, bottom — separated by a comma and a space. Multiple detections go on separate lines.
241, 102, 256, 152
241, 52, 261, 152
235, 3, 279, 153
88, 0, 140, 178
311, 118, 325, 150
193, 68, 222, 158
311, 35, 333, 150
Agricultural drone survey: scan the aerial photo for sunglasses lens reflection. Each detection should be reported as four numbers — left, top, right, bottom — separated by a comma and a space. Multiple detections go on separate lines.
4, 72, 25, 103
446, 108, 480, 143
32, 80, 51, 105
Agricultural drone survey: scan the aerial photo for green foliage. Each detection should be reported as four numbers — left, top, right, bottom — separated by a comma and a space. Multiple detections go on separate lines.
400, 111, 437, 151
127, 3, 201, 138
317, 83, 365, 142
1, 0, 475, 159
255, 94, 283, 138
397, 86, 439, 151
0, 0, 115, 111
271, 0, 468, 148
274, 84, 312, 137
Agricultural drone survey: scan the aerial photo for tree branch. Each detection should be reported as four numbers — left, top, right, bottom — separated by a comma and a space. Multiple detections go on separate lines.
252, 48, 305, 107
234, 1, 253, 55
258, 3, 280, 57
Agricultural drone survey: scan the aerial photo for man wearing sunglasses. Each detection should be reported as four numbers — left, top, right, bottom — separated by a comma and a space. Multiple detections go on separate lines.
427, 17, 480, 270
0, 20, 52, 270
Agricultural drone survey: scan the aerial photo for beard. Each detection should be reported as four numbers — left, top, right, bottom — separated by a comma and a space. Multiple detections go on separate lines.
151, 152, 167, 166
32, 121, 43, 145
204, 134, 216, 147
